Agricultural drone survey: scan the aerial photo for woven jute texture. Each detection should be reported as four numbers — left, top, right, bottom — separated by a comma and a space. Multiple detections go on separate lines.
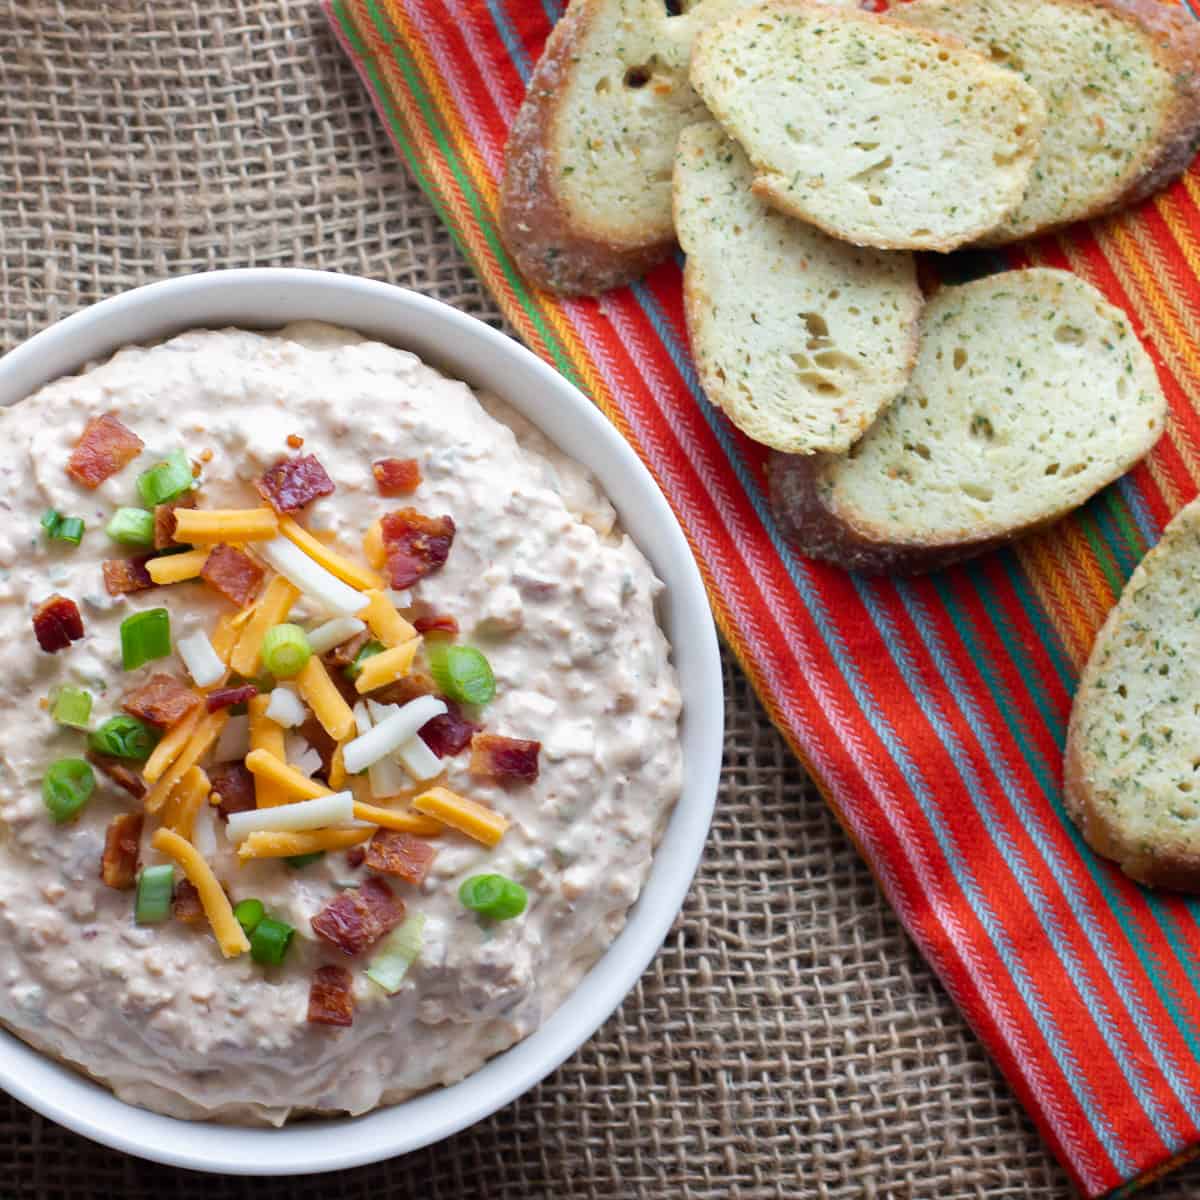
0, 4, 1194, 1197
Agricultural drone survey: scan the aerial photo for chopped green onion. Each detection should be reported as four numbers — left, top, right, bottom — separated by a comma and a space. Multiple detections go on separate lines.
429, 644, 496, 707
285, 851, 325, 869
41, 757, 96, 823
120, 608, 171, 670
136, 448, 194, 507
88, 714, 160, 761
51, 686, 93, 730
41, 509, 85, 546
344, 639, 385, 681
458, 874, 528, 921
135, 865, 175, 925
366, 912, 426, 994
233, 898, 265, 936
250, 916, 295, 966
260, 623, 312, 679
54, 517, 85, 546
105, 507, 155, 547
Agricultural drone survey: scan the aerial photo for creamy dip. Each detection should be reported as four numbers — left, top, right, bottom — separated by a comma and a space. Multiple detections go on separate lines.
0, 323, 682, 1123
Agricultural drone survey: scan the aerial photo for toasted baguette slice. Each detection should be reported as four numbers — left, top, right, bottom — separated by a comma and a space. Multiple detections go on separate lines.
674, 121, 922, 454
1066, 497, 1200, 891
500, 0, 762, 296
769, 269, 1165, 573
689, 2, 1047, 251
892, 0, 1200, 244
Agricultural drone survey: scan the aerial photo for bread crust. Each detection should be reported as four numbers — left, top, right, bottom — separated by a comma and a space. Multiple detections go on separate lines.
1064, 508, 1200, 892
499, 0, 676, 296
691, 2, 1046, 252
767, 450, 1009, 574
961, 0, 1200, 244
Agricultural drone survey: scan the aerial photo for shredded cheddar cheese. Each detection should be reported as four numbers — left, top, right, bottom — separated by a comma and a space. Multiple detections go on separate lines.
142, 707, 202, 784
247, 695, 290, 807
172, 507, 279, 543
151, 828, 250, 958
231, 575, 301, 677
236, 827, 372, 861
297, 656, 356, 741
244, 747, 333, 802
329, 743, 347, 790
146, 548, 210, 585
412, 786, 509, 847
278, 516, 383, 590
354, 637, 421, 694
361, 589, 418, 648
363, 518, 386, 570
144, 710, 229, 814
208, 611, 242, 664
353, 801, 444, 837
169, 766, 211, 842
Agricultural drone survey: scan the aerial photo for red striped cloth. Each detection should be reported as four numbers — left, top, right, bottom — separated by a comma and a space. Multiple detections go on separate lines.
324, 1, 1200, 1192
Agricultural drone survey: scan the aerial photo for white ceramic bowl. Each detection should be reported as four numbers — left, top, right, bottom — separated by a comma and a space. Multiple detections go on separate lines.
0, 269, 723, 1175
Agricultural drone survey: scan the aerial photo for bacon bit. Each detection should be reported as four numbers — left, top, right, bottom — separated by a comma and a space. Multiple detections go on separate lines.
173, 879, 206, 925
122, 673, 200, 728
345, 846, 366, 870
66, 413, 144, 488
154, 493, 197, 549
364, 829, 437, 886
371, 672, 438, 709
88, 751, 148, 800
311, 877, 405, 956
380, 509, 455, 589
372, 458, 422, 497
286, 434, 304, 449
100, 812, 143, 890
209, 761, 256, 819
33, 594, 84, 653
102, 555, 156, 596
298, 716, 337, 779
308, 964, 355, 1027
324, 630, 371, 671
420, 700, 480, 758
205, 684, 258, 713
413, 613, 458, 637
200, 544, 265, 607
469, 732, 541, 784
256, 454, 335, 514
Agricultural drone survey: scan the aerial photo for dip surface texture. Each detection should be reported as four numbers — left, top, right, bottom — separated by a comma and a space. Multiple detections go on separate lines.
0, 323, 682, 1122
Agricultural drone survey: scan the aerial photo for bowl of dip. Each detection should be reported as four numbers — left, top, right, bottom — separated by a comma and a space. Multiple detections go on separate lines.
0, 269, 722, 1174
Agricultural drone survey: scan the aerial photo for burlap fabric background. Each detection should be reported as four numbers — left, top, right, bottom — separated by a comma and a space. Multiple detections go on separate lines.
1, 4, 1197, 1197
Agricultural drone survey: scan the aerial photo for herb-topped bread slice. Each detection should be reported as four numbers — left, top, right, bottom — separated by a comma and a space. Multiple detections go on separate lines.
1066, 496, 1200, 891
892, 0, 1200, 244
768, 269, 1166, 573
689, 2, 1047, 251
674, 121, 922, 453
500, 0, 767, 296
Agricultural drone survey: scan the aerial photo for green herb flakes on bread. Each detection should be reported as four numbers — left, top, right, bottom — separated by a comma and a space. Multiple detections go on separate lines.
1066, 495, 1200, 891
674, 120, 922, 454
768, 269, 1166, 573
892, 0, 1200, 244
689, 1, 1047, 251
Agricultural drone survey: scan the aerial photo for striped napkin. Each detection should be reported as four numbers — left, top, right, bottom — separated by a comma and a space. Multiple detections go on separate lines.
324, 1, 1200, 1192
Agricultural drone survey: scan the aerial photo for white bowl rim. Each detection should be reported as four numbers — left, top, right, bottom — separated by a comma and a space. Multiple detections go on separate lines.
0, 268, 724, 1176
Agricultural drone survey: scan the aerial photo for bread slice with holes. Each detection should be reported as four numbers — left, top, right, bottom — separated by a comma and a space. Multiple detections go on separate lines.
768, 269, 1166, 573
689, 2, 1047, 251
674, 120, 922, 454
499, 0, 760, 295
1065, 496, 1200, 891
891, 0, 1200, 244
